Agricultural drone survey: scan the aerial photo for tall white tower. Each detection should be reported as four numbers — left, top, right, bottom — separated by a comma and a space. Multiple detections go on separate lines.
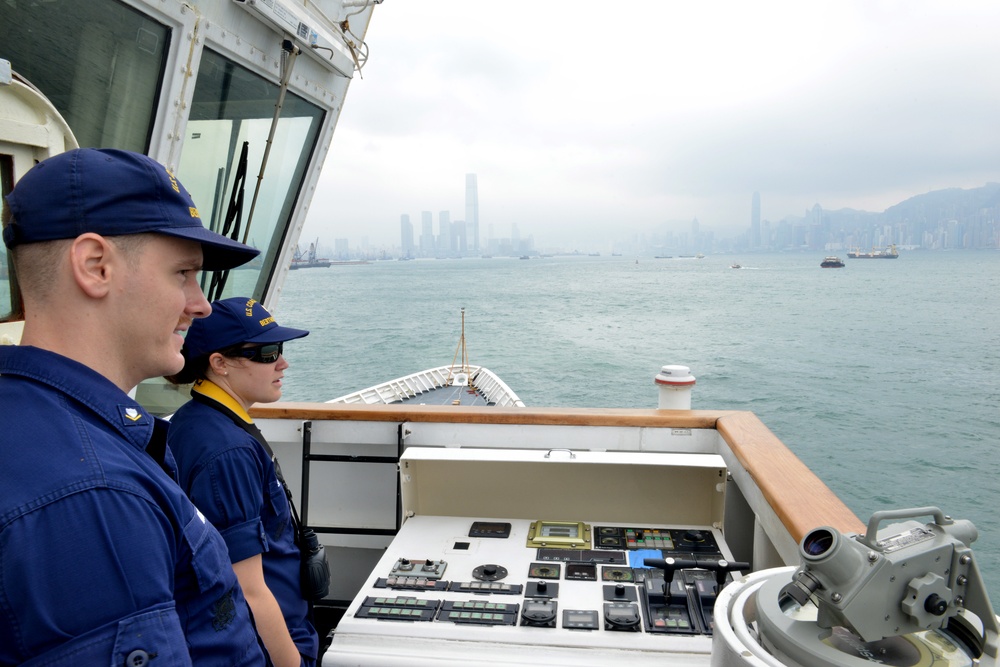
420, 211, 434, 255
751, 191, 761, 249
400, 214, 414, 257
465, 174, 480, 252
439, 211, 451, 253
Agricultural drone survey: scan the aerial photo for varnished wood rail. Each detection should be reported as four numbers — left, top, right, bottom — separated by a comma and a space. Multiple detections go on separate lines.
715, 411, 864, 542
250, 402, 726, 428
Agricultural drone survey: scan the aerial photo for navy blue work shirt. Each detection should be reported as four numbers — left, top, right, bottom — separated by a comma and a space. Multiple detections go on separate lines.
168, 380, 318, 662
0, 345, 266, 666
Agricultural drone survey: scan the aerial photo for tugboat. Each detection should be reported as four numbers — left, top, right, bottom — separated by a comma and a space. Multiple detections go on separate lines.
821, 256, 845, 268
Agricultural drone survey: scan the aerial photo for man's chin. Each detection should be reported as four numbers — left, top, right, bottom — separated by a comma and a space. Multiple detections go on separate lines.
160, 354, 186, 379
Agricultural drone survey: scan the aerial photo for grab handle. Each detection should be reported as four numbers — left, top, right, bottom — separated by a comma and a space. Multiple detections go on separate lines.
861, 507, 948, 548
544, 449, 575, 459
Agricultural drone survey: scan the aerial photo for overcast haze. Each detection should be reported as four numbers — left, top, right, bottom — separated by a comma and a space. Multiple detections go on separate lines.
303, 1, 1000, 249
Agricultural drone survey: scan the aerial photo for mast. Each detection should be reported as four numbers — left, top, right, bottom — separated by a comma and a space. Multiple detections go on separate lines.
462, 308, 469, 373
447, 307, 470, 384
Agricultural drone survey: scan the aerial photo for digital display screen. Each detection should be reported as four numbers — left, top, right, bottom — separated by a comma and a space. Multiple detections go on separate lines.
565, 562, 597, 580
562, 609, 599, 629
476, 522, 507, 532
469, 521, 511, 538
526, 521, 592, 549
541, 524, 578, 538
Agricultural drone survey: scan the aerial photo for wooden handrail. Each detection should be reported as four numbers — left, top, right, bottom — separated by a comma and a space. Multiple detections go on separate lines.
250, 402, 730, 428
716, 411, 864, 542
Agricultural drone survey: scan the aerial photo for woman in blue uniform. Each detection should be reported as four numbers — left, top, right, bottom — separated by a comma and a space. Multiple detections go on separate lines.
167, 297, 322, 667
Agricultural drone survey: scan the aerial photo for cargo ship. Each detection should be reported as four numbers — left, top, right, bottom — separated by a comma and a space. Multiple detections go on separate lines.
847, 245, 899, 258
290, 239, 333, 270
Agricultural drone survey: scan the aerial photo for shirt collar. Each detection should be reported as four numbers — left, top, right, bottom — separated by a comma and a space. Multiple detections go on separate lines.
0, 345, 158, 451
191, 378, 253, 424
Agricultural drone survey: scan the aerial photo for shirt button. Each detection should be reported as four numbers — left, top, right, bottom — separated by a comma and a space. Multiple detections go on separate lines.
125, 649, 150, 667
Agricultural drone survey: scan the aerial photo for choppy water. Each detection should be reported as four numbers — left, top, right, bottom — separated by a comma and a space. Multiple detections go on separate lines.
277, 251, 1000, 592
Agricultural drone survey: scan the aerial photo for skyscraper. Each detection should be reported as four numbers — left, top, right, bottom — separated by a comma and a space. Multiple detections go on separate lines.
454, 220, 467, 253
438, 211, 451, 253
420, 211, 434, 255
334, 238, 349, 259
751, 191, 761, 249
465, 174, 480, 252
400, 214, 414, 257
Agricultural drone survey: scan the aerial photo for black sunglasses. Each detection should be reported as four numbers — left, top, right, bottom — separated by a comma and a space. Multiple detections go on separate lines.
231, 342, 284, 364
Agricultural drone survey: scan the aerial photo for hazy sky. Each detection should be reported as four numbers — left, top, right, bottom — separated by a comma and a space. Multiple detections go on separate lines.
303, 1, 1000, 248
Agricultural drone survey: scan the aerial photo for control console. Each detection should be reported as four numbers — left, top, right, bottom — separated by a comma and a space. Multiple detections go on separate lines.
326, 515, 746, 665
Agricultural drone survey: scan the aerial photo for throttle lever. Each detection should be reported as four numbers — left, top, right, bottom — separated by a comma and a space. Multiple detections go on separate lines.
643, 557, 699, 602
644, 557, 749, 596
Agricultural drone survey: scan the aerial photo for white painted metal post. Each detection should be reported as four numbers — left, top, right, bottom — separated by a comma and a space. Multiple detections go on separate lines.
654, 365, 696, 409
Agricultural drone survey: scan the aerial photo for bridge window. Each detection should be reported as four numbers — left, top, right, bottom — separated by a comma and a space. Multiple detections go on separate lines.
177, 48, 325, 301
0, 0, 168, 152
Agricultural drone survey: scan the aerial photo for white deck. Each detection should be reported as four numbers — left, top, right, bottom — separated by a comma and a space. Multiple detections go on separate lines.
328, 366, 525, 407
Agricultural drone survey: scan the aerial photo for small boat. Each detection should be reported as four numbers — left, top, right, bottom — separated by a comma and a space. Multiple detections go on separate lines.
821, 256, 845, 268
730, 263, 742, 269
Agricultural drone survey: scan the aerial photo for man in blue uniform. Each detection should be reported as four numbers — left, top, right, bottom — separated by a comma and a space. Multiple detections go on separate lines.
0, 149, 267, 665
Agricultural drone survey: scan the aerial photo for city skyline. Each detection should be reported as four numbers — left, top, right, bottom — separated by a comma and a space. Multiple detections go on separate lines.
319, 178, 999, 259
303, 2, 1000, 253
398, 173, 494, 257
392, 173, 540, 258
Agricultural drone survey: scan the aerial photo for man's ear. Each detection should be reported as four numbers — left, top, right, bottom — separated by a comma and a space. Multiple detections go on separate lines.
68, 233, 116, 298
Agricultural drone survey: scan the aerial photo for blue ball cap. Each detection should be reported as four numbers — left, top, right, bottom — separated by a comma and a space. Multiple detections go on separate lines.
2, 148, 259, 270
183, 297, 308, 359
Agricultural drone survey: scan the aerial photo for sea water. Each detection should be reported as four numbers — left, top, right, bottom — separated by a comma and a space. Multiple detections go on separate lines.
278, 251, 1000, 594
